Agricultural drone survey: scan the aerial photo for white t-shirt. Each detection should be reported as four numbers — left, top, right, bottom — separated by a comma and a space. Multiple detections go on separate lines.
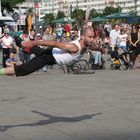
109, 29, 120, 47
52, 40, 83, 65
1, 36, 13, 49
119, 34, 128, 46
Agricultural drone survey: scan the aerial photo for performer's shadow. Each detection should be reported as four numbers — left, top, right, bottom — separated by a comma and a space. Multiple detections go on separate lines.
0, 110, 102, 132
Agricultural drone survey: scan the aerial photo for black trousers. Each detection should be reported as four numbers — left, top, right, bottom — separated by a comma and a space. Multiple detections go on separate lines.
14, 46, 56, 76
2, 48, 10, 67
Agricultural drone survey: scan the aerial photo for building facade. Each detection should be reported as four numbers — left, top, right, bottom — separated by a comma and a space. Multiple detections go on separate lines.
18, 0, 140, 22
39, 0, 140, 17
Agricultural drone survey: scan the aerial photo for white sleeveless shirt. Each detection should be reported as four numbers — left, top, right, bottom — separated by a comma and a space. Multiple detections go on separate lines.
52, 40, 82, 65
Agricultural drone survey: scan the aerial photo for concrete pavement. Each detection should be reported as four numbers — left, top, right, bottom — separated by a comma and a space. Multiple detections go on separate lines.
0, 61, 140, 140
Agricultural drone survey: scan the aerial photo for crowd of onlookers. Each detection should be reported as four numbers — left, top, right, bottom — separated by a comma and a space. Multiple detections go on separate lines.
0, 21, 140, 71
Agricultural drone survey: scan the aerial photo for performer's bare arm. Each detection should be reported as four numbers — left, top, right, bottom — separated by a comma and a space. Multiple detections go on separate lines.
21, 40, 79, 54
89, 45, 106, 54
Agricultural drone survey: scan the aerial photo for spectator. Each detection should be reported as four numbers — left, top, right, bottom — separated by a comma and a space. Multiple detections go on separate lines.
55, 24, 64, 41
60, 31, 71, 43
128, 26, 140, 68
42, 26, 55, 41
29, 29, 36, 40
71, 29, 80, 41
104, 21, 112, 37
1, 32, 14, 67
3, 25, 10, 34
6, 49, 22, 67
64, 22, 71, 37
109, 24, 120, 53
118, 29, 128, 51
18, 30, 30, 63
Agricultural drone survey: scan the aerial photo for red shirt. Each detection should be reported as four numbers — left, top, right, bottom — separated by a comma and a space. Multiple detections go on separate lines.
64, 24, 71, 32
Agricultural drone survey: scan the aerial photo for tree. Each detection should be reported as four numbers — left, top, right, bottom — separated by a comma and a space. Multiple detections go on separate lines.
71, 8, 85, 20
56, 10, 66, 19
1, 0, 25, 15
89, 8, 102, 18
42, 13, 55, 24
71, 8, 85, 29
103, 6, 121, 16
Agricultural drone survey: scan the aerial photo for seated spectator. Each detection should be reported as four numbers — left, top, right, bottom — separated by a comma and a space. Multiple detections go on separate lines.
92, 51, 102, 66
6, 49, 22, 67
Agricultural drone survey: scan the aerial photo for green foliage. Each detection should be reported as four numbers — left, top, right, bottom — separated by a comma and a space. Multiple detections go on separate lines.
26, 8, 34, 16
1, 0, 25, 14
103, 6, 121, 16
56, 10, 66, 19
90, 8, 102, 18
42, 13, 55, 24
71, 8, 85, 20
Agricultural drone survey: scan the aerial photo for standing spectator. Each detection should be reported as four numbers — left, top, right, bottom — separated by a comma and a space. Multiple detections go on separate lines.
55, 24, 64, 41
94, 27, 99, 37
29, 29, 36, 40
71, 29, 80, 41
118, 29, 128, 51
36, 33, 48, 72
129, 26, 140, 68
98, 24, 106, 41
104, 21, 112, 37
42, 26, 55, 41
1, 32, 14, 67
3, 25, 10, 34
18, 30, 30, 63
109, 24, 120, 54
64, 22, 71, 37
29, 29, 36, 60
42, 26, 55, 70
60, 31, 71, 43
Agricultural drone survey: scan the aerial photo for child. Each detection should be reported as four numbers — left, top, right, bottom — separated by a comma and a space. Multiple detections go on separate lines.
6, 49, 22, 67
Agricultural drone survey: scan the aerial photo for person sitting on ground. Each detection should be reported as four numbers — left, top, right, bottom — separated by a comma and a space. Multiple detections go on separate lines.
6, 49, 22, 67
92, 36, 104, 67
0, 27, 105, 76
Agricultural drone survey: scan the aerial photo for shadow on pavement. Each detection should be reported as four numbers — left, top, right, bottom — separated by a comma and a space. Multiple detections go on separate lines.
0, 110, 102, 132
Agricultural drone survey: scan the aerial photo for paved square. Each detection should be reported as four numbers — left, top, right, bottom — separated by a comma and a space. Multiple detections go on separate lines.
0, 61, 140, 140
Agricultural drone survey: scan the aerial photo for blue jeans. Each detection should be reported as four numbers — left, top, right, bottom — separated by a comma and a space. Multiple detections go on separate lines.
92, 51, 102, 64
119, 45, 126, 51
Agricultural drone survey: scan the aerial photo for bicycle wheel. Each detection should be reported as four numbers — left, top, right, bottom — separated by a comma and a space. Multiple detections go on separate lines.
120, 64, 127, 71
72, 60, 88, 74
128, 63, 133, 70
